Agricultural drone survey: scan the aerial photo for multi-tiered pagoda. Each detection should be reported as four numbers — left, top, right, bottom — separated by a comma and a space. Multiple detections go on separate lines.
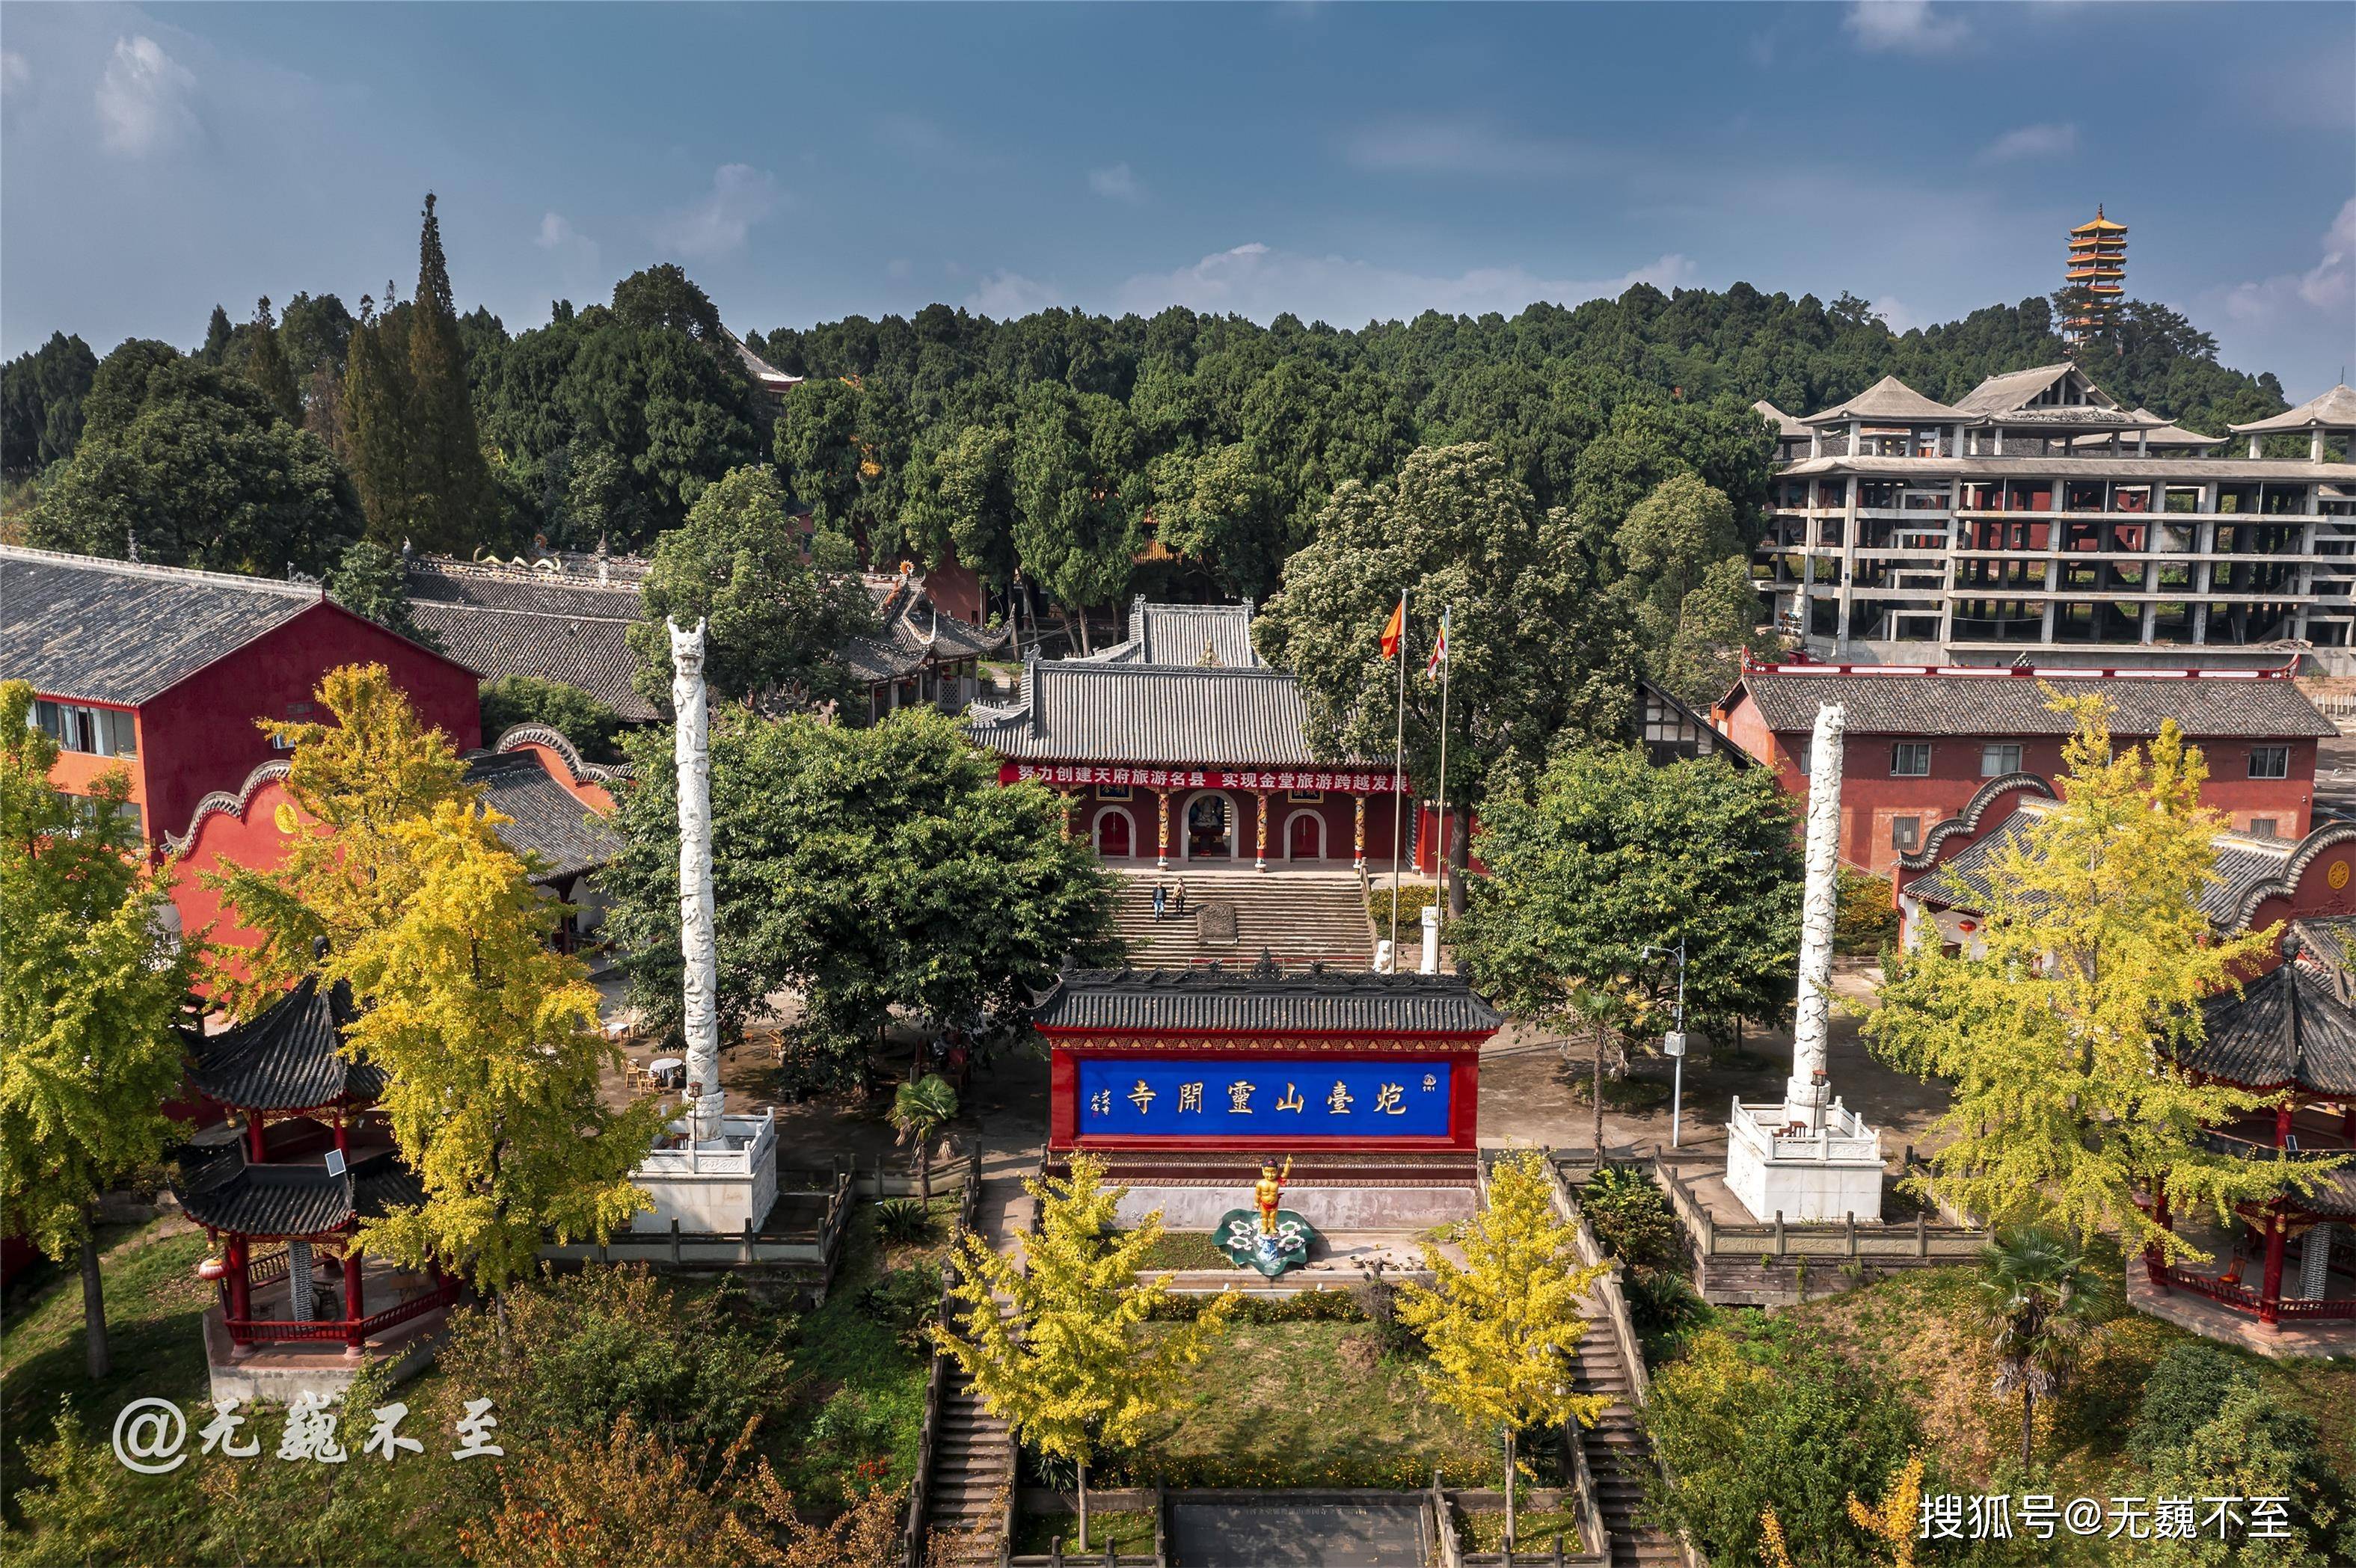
2063, 206, 2128, 343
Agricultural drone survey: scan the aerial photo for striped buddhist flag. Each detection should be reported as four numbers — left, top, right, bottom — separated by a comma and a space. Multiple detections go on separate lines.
1426, 608, 1450, 679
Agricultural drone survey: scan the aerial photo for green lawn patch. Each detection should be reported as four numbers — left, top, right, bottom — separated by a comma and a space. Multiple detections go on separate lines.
1010, 1508, 1156, 1555
1114, 1321, 1499, 1489
1129, 1231, 1230, 1272
1458, 1507, 1579, 1553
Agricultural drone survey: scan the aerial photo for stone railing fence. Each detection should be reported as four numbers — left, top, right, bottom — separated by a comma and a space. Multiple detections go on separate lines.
1654, 1155, 1982, 1261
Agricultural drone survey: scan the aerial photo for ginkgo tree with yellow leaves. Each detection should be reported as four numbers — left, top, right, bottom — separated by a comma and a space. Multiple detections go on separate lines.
933, 1153, 1238, 1552
1867, 692, 2337, 1258
1396, 1149, 1610, 1552
212, 665, 665, 1297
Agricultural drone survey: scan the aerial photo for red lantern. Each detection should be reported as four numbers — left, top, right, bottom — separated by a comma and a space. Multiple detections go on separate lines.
197, 1253, 229, 1282
1957, 919, 1978, 934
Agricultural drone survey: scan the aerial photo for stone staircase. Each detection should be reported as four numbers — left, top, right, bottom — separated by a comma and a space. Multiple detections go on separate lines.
1572, 1318, 1684, 1566
924, 1364, 1013, 1564
1111, 870, 1375, 968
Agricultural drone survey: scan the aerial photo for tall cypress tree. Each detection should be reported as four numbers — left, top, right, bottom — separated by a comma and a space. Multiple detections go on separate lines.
340, 294, 414, 544
198, 304, 234, 365
402, 193, 494, 552
244, 297, 303, 426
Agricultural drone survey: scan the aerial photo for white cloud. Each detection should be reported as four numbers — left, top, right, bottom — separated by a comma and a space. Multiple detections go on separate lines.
885, 257, 912, 281
1340, 117, 1587, 178
96, 34, 197, 156
2218, 194, 2356, 326
1087, 162, 1144, 203
1872, 296, 1923, 333
1105, 242, 1697, 327
1976, 122, 2078, 165
965, 269, 1067, 319
2, 49, 28, 93
535, 211, 599, 272
1844, 2, 1970, 55
653, 164, 782, 260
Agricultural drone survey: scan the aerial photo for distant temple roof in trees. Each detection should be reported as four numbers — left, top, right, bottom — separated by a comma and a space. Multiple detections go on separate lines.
1800, 375, 1969, 426
1073, 597, 1263, 669
2184, 956, 2356, 1098
0, 547, 332, 706
1033, 961, 1504, 1037
174, 1143, 423, 1240
838, 568, 1010, 685
404, 552, 655, 721
185, 973, 386, 1114
966, 658, 1373, 769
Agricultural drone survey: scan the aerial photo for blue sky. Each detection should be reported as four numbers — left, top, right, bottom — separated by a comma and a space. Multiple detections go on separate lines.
4, 2, 2352, 400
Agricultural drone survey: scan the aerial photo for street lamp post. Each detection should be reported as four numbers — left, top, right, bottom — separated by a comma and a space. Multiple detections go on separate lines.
1643, 938, 1689, 1150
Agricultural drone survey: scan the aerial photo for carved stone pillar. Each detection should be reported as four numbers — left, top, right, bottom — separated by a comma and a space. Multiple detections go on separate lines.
289, 1238, 315, 1322
1352, 795, 1366, 870
669, 617, 725, 1146
1787, 702, 1846, 1130
1156, 790, 1171, 870
1254, 791, 1269, 871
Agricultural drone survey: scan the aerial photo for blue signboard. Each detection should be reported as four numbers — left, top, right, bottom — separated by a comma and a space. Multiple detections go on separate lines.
1076, 1057, 1452, 1140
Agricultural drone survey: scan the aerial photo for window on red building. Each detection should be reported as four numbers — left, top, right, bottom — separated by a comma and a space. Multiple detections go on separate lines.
1981, 743, 2023, 776
1892, 817, 1921, 853
1890, 743, 1931, 777
2248, 747, 2289, 780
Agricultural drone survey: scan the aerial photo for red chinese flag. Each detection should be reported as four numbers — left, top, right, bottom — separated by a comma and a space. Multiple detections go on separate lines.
1379, 597, 1405, 660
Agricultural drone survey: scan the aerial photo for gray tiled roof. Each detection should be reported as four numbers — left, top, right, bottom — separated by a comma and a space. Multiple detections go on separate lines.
0, 547, 326, 705
1801, 375, 1967, 425
1034, 962, 1503, 1036
2184, 961, 2356, 1097
186, 974, 384, 1113
465, 750, 619, 882
2231, 384, 2356, 435
172, 1143, 422, 1239
1755, 400, 1809, 439
1910, 806, 2289, 930
1079, 597, 1262, 668
1734, 671, 2334, 740
406, 558, 654, 721
1951, 365, 2087, 417
965, 660, 1374, 768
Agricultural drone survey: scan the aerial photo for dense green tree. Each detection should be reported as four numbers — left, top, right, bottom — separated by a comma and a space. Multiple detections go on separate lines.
239, 297, 304, 426
0, 681, 200, 1380
612, 262, 726, 344
26, 339, 361, 575
1153, 441, 1286, 600
1, 331, 99, 479
198, 304, 235, 366
2143, 1383, 2352, 1567
773, 375, 864, 532
1256, 441, 1646, 906
627, 464, 876, 711
1454, 742, 1802, 1058
601, 707, 1118, 1080
1658, 555, 1774, 710
473, 286, 760, 548
1010, 382, 1144, 649
478, 674, 624, 760
326, 538, 434, 645
899, 421, 1019, 590
1613, 473, 1773, 704
340, 292, 415, 545
397, 193, 498, 553
1642, 1321, 1921, 1568
557, 440, 648, 552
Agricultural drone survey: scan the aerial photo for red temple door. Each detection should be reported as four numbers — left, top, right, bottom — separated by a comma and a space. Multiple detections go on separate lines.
1096, 811, 1132, 858
1287, 813, 1322, 861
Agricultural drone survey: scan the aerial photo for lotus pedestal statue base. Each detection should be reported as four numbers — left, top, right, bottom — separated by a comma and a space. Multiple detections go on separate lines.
1216, 1208, 1316, 1277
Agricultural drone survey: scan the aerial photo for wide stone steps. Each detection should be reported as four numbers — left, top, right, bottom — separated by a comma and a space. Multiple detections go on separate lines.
926, 1370, 1013, 1561
1111, 870, 1374, 968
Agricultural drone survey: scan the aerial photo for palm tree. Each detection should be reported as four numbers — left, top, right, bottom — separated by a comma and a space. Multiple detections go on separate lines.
891, 1073, 960, 1202
1978, 1223, 2115, 1471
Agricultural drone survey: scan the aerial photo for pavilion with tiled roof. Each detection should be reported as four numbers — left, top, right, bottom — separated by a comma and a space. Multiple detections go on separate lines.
843, 566, 1010, 720
174, 970, 455, 1356
2141, 942, 2356, 1326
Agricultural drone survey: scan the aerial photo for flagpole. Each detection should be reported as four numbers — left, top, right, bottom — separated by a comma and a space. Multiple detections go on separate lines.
1388, 588, 1408, 968
1432, 605, 1452, 920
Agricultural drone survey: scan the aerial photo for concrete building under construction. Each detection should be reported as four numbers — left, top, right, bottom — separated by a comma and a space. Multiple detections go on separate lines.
1751, 368, 2356, 669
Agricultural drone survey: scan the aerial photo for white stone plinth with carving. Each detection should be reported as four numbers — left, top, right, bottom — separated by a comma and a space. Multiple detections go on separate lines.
631, 1108, 779, 1234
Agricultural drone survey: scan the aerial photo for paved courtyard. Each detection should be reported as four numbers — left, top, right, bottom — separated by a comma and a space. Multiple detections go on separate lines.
1167, 1497, 1432, 1567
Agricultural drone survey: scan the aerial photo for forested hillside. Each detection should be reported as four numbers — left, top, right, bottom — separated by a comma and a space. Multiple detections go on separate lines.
1, 198, 2292, 643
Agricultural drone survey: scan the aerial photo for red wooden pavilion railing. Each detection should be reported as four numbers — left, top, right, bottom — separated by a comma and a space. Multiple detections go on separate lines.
223, 1281, 456, 1344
